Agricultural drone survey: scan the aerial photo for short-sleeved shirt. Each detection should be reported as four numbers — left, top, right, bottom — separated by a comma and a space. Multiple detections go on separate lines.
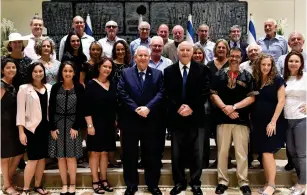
257, 34, 288, 63
98, 36, 125, 58
211, 67, 257, 126
195, 40, 215, 65
149, 56, 173, 74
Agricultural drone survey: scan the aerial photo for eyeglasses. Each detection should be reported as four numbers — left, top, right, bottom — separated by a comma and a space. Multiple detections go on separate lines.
230, 55, 241, 59
106, 25, 117, 29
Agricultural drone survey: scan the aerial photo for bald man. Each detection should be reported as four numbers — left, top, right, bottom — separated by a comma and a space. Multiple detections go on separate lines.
59, 16, 95, 60
157, 24, 174, 46
163, 25, 185, 63
164, 41, 211, 195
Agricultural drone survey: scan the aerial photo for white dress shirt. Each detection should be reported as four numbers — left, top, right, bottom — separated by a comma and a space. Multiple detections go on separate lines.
179, 61, 191, 76
24, 34, 56, 60
98, 36, 125, 58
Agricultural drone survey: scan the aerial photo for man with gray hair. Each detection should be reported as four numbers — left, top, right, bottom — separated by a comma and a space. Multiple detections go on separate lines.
257, 18, 288, 63
195, 24, 215, 64
130, 21, 151, 57
98, 20, 125, 58
239, 43, 262, 74
118, 45, 164, 195
163, 25, 185, 63
228, 25, 249, 62
59, 15, 95, 60
277, 32, 307, 75
157, 24, 174, 46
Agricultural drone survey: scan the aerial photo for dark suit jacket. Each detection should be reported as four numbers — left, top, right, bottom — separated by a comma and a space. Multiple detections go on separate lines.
117, 66, 165, 129
228, 41, 249, 62
164, 61, 211, 129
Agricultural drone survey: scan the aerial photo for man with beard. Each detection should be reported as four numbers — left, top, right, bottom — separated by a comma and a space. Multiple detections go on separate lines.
240, 43, 262, 74
211, 48, 256, 195
195, 24, 215, 65
163, 25, 185, 63
228, 25, 248, 62
277, 32, 307, 75
59, 16, 95, 60
157, 24, 173, 47
98, 20, 125, 58
258, 18, 288, 63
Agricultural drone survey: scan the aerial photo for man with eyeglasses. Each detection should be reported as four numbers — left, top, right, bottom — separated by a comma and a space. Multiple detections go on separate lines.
227, 25, 249, 62
211, 48, 256, 195
59, 16, 95, 60
130, 21, 151, 58
98, 20, 125, 58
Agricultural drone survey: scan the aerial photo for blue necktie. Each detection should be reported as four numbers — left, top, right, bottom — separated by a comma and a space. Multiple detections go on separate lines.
233, 42, 238, 48
182, 66, 187, 99
139, 72, 145, 88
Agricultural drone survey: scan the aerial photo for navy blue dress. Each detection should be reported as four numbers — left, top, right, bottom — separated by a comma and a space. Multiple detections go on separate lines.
251, 76, 287, 153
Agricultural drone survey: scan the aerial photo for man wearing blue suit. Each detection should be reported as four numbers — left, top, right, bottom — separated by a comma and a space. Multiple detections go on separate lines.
118, 46, 165, 195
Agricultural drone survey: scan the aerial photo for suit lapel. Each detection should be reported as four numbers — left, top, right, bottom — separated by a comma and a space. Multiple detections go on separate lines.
186, 62, 198, 88
29, 85, 40, 103
132, 67, 143, 92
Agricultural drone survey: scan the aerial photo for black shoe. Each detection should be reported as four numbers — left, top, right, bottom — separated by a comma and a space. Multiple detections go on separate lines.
240, 185, 251, 195
148, 187, 162, 195
124, 187, 138, 195
137, 161, 144, 169
191, 186, 203, 195
284, 163, 294, 171
215, 184, 228, 194
170, 183, 187, 195
108, 162, 122, 168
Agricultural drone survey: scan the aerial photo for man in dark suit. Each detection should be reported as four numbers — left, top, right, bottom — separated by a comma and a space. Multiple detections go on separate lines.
164, 41, 211, 195
228, 25, 249, 62
118, 45, 165, 195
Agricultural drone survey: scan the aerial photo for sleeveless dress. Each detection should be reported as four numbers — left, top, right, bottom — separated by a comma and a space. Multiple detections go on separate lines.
1, 81, 25, 158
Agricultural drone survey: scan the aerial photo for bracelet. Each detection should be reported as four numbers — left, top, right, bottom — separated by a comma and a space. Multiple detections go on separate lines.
87, 124, 93, 128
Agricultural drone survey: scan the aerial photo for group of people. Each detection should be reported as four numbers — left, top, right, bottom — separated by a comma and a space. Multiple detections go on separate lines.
1, 14, 306, 195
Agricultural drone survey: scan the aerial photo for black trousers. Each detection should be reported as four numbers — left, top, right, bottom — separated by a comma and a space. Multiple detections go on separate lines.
171, 126, 205, 186
122, 122, 162, 188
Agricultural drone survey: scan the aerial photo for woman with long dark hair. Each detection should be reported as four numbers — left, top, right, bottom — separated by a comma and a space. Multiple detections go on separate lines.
48, 61, 84, 195
17, 62, 52, 195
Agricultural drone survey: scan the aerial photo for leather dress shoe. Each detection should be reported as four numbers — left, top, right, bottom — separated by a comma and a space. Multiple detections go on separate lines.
215, 184, 228, 194
285, 163, 294, 171
124, 187, 138, 195
191, 186, 203, 195
148, 187, 162, 195
240, 185, 251, 195
170, 183, 187, 195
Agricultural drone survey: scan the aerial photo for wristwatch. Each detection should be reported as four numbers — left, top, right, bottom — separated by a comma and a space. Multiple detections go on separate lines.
232, 105, 237, 110
87, 124, 93, 128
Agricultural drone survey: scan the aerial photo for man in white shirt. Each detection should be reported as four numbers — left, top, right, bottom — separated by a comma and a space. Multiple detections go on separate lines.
194, 24, 215, 65
98, 20, 125, 58
24, 16, 56, 60
58, 16, 95, 61
239, 43, 262, 74
157, 24, 174, 47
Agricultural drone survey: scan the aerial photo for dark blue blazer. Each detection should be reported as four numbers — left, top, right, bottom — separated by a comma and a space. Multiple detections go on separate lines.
228, 40, 249, 62
117, 66, 165, 128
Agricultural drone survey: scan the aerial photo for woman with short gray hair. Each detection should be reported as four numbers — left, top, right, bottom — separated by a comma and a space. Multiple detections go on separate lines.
34, 37, 60, 85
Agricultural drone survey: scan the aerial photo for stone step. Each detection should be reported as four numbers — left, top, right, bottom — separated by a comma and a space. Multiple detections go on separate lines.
114, 140, 288, 160
7, 160, 297, 189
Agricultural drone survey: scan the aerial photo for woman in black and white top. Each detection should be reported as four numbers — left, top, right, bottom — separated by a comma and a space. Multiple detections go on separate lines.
283, 51, 306, 195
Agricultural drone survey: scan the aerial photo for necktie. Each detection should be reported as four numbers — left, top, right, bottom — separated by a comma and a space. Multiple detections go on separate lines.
233, 42, 238, 48
182, 66, 187, 99
139, 72, 145, 88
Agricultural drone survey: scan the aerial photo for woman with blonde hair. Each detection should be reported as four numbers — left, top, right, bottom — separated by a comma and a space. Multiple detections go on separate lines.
192, 45, 206, 64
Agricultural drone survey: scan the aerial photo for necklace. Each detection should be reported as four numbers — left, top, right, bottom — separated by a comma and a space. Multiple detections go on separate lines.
97, 78, 108, 83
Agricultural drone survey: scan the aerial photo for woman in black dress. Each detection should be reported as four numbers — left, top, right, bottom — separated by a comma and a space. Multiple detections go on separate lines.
16, 62, 52, 195
251, 54, 287, 195
48, 61, 84, 195
1, 58, 25, 195
85, 58, 116, 194
61, 31, 87, 86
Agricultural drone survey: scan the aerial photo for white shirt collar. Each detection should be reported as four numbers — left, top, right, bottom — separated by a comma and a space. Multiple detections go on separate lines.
137, 67, 147, 74
179, 61, 191, 70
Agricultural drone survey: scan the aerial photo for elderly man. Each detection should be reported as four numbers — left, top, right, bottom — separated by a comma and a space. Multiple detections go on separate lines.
240, 43, 262, 74
164, 41, 211, 195
118, 46, 165, 195
211, 48, 256, 195
163, 25, 185, 63
59, 16, 95, 60
228, 25, 248, 62
98, 20, 125, 58
130, 21, 151, 57
157, 24, 173, 46
195, 24, 215, 64
149, 36, 173, 73
277, 32, 307, 75
24, 16, 56, 60
257, 18, 288, 63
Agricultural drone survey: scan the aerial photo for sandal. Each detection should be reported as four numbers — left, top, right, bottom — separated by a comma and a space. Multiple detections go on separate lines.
60, 184, 68, 195
100, 180, 114, 192
92, 181, 105, 194
262, 184, 276, 195
33, 186, 48, 195
21, 189, 31, 195
2, 186, 20, 195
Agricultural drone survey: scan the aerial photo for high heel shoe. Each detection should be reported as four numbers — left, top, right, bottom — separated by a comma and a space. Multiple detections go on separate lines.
100, 180, 114, 192
262, 184, 276, 195
92, 181, 105, 194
